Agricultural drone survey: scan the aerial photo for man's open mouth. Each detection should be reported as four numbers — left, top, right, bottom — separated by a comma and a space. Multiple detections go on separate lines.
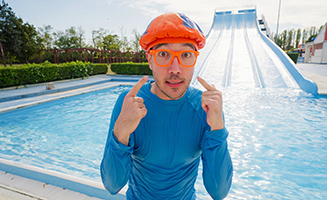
166, 80, 183, 87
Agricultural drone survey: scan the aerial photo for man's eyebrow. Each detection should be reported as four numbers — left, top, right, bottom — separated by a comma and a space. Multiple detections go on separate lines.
153, 43, 168, 50
153, 43, 195, 50
183, 43, 195, 50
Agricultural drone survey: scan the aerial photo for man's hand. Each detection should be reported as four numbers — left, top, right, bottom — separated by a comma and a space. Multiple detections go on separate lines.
197, 76, 224, 130
114, 76, 149, 146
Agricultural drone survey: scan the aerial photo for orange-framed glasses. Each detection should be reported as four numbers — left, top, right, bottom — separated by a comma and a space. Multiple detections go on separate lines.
149, 49, 199, 68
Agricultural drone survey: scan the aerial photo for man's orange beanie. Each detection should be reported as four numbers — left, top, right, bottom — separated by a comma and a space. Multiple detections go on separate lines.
139, 13, 206, 51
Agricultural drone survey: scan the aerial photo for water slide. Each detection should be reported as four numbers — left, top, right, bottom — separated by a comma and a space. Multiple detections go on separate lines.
192, 6, 318, 95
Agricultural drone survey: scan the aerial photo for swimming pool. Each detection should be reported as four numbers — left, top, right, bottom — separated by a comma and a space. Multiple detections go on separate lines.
0, 85, 326, 199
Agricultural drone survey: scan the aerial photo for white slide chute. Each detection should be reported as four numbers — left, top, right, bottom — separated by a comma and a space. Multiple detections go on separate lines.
192, 6, 318, 95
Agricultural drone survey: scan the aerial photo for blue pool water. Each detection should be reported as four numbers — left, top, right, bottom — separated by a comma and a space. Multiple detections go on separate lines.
0, 85, 327, 199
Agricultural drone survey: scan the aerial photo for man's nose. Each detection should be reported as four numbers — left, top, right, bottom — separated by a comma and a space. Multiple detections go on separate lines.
168, 56, 182, 74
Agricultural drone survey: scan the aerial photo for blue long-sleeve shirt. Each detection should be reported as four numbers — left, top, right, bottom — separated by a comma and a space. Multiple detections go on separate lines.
101, 82, 233, 199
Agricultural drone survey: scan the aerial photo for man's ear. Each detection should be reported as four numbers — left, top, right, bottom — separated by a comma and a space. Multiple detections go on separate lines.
146, 53, 153, 70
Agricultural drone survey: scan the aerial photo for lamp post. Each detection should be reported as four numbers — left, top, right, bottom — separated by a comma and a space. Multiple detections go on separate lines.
275, 0, 282, 44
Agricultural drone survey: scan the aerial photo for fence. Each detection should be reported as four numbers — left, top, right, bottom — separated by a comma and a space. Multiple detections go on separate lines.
38, 48, 147, 64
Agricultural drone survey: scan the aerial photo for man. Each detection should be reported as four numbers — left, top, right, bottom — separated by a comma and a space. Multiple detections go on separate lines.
101, 13, 233, 200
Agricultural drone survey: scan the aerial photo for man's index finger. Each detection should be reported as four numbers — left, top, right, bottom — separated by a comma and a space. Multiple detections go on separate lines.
126, 76, 149, 97
197, 76, 215, 91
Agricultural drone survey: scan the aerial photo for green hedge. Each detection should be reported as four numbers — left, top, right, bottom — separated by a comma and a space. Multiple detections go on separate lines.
111, 62, 152, 75
0, 61, 108, 88
287, 53, 299, 64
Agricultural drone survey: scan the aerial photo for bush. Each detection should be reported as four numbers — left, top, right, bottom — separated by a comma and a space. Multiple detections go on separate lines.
111, 62, 152, 75
0, 61, 108, 88
287, 53, 299, 64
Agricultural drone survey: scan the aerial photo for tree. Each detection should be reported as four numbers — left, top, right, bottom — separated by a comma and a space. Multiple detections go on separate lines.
91, 28, 123, 51
54, 26, 85, 49
77, 26, 85, 48
17, 22, 41, 63
38, 25, 54, 49
102, 34, 120, 50
275, 34, 283, 49
0, 1, 39, 64
0, 1, 20, 65
131, 29, 141, 52
309, 26, 317, 36
91, 28, 143, 52
119, 36, 130, 52
119, 26, 130, 52
295, 28, 301, 48
275, 24, 324, 48
281, 30, 287, 50
302, 28, 308, 44
286, 29, 294, 50
92, 28, 108, 49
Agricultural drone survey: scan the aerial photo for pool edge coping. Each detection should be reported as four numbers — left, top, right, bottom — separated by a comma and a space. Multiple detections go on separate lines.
0, 158, 125, 199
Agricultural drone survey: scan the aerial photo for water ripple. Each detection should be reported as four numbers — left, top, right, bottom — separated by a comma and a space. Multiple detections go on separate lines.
1, 86, 327, 199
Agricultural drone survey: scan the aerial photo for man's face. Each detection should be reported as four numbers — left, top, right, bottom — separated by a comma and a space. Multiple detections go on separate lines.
146, 43, 195, 100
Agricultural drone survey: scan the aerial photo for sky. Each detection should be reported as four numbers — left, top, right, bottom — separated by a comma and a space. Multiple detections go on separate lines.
5, 0, 327, 45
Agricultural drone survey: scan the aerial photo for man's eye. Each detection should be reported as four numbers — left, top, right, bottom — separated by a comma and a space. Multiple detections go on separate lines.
182, 52, 191, 58
158, 51, 168, 57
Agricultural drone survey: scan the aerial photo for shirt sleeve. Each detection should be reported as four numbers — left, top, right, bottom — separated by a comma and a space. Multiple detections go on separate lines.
201, 127, 233, 200
100, 91, 134, 195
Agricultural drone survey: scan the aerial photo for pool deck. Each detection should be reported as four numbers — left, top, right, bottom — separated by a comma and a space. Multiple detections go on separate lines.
296, 63, 327, 95
0, 74, 148, 113
0, 64, 326, 199
0, 170, 102, 200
